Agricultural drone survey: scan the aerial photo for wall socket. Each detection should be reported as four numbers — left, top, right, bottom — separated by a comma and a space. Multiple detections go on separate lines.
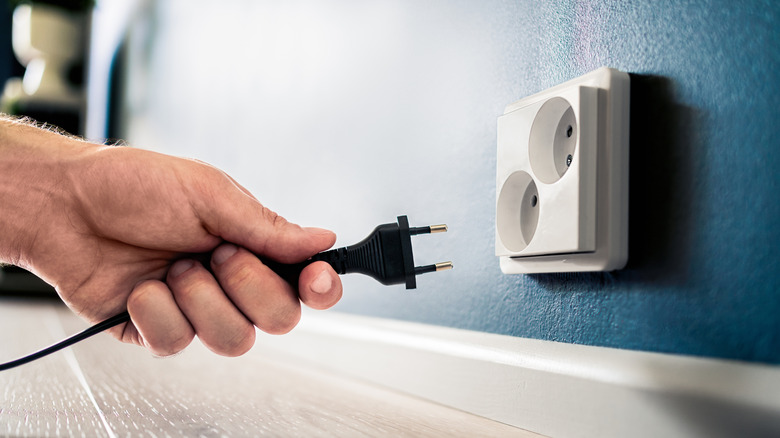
496, 67, 630, 274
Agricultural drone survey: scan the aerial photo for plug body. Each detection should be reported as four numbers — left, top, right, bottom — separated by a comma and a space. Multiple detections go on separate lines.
264, 215, 451, 289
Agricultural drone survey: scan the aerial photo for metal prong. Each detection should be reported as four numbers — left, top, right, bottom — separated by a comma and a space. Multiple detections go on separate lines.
414, 264, 436, 275
414, 261, 453, 276
409, 224, 448, 236
429, 224, 448, 233
435, 261, 453, 271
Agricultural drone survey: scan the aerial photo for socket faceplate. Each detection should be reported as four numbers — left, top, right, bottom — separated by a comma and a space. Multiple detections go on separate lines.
496, 67, 630, 273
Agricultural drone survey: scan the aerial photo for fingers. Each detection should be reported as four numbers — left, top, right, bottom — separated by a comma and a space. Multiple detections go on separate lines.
166, 259, 256, 356
126, 244, 343, 358
298, 261, 343, 310
193, 167, 336, 263
211, 244, 302, 335
127, 280, 195, 357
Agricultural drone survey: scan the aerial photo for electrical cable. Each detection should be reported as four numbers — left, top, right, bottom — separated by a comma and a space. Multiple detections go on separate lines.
0, 311, 130, 371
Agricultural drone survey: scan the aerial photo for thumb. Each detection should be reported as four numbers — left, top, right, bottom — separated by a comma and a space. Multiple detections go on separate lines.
195, 169, 336, 263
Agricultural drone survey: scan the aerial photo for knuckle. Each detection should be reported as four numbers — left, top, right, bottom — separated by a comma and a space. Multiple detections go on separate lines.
168, 261, 202, 285
262, 304, 301, 335
170, 278, 201, 303
222, 263, 256, 291
262, 206, 288, 229
217, 326, 256, 357
128, 280, 161, 309
148, 333, 192, 357
170, 264, 216, 303
171, 332, 194, 352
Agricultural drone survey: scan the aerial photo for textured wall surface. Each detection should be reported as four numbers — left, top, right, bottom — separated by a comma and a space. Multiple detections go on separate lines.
113, 0, 779, 363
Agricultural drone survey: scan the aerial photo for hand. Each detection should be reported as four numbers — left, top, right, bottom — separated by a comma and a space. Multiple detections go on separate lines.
0, 119, 342, 357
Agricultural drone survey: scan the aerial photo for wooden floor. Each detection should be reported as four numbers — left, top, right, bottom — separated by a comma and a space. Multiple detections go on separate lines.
0, 299, 540, 437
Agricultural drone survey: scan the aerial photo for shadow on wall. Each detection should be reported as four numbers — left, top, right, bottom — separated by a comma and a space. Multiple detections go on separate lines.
647, 387, 780, 438
531, 74, 704, 289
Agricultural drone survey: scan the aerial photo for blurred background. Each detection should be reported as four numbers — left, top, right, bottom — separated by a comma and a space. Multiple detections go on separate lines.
1, 0, 778, 365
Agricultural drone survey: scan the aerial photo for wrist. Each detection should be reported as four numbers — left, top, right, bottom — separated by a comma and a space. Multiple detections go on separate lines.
0, 117, 92, 268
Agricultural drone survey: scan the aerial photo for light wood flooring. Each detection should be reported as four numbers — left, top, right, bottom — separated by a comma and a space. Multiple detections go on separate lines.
0, 299, 541, 437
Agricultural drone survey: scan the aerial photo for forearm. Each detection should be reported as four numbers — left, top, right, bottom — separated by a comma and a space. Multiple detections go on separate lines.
0, 116, 89, 268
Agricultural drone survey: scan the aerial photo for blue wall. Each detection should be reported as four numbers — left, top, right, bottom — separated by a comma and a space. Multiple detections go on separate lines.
116, 0, 779, 364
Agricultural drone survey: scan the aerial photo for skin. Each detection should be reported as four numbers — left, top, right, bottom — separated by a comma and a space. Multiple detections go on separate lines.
0, 116, 342, 357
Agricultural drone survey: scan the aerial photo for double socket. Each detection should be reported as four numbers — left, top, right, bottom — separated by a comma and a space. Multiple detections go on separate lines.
496, 67, 630, 273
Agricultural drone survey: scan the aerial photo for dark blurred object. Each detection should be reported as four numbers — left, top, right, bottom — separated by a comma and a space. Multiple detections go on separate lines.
1, 0, 92, 135
0, 266, 57, 298
1, 2, 25, 82
9, 0, 95, 13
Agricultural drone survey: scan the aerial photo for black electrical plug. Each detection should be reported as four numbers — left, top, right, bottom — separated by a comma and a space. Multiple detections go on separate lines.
264, 215, 452, 289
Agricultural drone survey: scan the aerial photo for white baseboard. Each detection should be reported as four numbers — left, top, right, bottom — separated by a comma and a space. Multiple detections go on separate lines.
255, 310, 780, 438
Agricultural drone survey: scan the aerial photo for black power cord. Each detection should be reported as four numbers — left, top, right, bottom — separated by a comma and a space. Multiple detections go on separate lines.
0, 311, 130, 371
0, 215, 451, 371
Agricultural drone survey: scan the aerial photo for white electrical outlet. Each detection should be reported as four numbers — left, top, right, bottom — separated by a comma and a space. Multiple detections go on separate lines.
496, 67, 630, 273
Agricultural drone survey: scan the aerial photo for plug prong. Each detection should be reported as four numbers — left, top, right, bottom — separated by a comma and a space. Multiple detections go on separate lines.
414, 264, 436, 275
414, 261, 454, 275
435, 261, 453, 271
429, 224, 448, 233
409, 224, 448, 235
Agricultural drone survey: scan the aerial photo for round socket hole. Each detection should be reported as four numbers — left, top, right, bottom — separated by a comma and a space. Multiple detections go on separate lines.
497, 171, 539, 252
528, 97, 578, 184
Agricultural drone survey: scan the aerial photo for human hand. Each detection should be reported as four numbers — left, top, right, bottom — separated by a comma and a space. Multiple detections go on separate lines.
0, 119, 342, 357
